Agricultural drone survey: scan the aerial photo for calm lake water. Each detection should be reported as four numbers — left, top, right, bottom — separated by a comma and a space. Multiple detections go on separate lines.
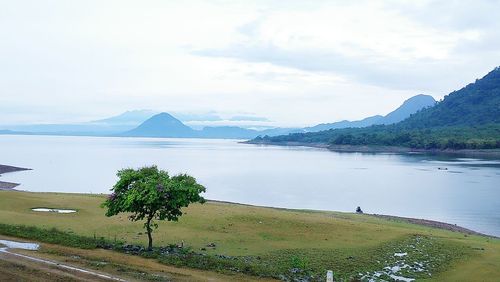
1, 135, 499, 236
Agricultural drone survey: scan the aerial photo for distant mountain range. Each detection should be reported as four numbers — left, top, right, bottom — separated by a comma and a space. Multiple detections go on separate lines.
3, 66, 498, 148
92, 110, 158, 126
120, 114, 300, 138
119, 94, 434, 139
0, 110, 156, 136
253, 67, 500, 150
304, 94, 436, 132
0, 94, 436, 139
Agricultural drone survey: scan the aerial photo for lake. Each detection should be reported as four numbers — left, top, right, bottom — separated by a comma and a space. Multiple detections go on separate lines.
1, 135, 499, 236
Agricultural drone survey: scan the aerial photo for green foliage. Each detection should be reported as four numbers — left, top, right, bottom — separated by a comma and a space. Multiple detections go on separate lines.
153, 235, 471, 281
0, 223, 476, 281
260, 124, 500, 150
260, 235, 471, 281
102, 166, 206, 249
257, 67, 500, 150
0, 223, 107, 249
400, 67, 500, 128
289, 255, 309, 271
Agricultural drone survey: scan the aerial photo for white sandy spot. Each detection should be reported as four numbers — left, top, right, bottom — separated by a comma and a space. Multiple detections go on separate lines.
32, 208, 76, 214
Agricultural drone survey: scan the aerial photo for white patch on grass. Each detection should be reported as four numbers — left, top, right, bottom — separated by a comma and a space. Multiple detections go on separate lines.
389, 274, 415, 282
32, 208, 76, 213
360, 236, 433, 281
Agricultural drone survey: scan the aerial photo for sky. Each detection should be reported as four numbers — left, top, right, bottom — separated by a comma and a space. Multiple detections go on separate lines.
1, 0, 500, 127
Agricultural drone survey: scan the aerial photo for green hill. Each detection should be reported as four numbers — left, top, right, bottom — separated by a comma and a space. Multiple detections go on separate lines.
253, 67, 500, 150
401, 67, 500, 128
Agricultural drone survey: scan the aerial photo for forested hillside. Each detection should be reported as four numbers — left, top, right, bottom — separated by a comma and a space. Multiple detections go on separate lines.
253, 67, 500, 150
400, 67, 500, 128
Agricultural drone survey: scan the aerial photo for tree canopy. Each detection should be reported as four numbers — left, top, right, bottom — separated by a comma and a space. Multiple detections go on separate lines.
102, 166, 206, 250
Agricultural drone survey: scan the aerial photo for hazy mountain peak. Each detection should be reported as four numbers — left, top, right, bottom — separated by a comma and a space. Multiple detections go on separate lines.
122, 112, 196, 137
304, 94, 435, 132
401, 94, 436, 106
382, 94, 436, 125
92, 109, 158, 125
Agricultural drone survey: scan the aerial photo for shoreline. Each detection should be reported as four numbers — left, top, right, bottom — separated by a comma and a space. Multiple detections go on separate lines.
245, 141, 500, 157
369, 214, 498, 239
208, 200, 499, 239
0, 165, 31, 190
2, 187, 498, 239
1, 163, 497, 238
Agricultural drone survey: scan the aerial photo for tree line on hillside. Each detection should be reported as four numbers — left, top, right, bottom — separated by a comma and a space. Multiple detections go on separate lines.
254, 124, 500, 150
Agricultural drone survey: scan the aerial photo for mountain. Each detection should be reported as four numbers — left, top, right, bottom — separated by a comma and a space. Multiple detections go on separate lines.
114, 95, 436, 139
253, 67, 500, 150
123, 115, 302, 139
123, 113, 197, 138
304, 94, 435, 132
118, 95, 436, 139
0, 110, 156, 135
92, 110, 157, 126
0, 93, 436, 139
305, 115, 384, 132
382, 94, 436, 124
0, 109, 297, 139
400, 67, 500, 128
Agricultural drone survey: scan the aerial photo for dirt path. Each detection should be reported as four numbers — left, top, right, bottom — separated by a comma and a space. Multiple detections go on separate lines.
0, 235, 276, 282
0, 250, 118, 282
0, 242, 126, 281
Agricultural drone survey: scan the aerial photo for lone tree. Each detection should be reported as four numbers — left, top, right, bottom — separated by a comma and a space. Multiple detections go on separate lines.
102, 166, 205, 250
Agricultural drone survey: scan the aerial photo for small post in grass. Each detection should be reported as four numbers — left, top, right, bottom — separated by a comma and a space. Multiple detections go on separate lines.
326, 270, 334, 282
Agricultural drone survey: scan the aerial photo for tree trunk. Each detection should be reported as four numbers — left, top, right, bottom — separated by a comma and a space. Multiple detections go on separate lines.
146, 217, 153, 251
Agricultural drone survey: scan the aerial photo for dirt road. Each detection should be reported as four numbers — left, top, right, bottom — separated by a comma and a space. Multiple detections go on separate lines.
0, 236, 275, 282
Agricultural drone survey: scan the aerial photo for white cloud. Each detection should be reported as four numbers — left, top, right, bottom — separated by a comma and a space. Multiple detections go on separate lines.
0, 0, 499, 126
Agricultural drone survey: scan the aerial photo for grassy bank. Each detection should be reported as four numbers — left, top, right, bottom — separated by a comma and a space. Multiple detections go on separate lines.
0, 191, 499, 281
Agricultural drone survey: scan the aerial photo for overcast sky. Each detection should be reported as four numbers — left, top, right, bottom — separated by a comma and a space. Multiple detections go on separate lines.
1, 0, 499, 127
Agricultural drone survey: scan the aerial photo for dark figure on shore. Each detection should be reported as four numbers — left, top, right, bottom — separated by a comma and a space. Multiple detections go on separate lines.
356, 206, 363, 214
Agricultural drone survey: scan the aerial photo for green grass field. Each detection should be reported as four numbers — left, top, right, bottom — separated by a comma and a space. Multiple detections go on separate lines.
0, 190, 499, 281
